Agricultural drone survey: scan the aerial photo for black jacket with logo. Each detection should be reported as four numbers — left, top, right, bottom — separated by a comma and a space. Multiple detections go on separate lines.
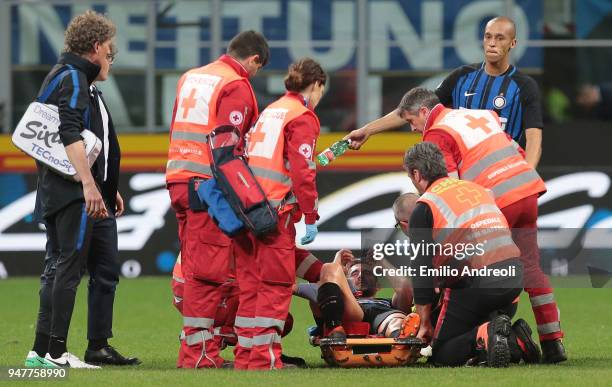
34, 52, 121, 220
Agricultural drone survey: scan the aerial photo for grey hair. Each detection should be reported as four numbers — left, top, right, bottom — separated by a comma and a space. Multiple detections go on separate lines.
403, 142, 448, 181
397, 87, 439, 115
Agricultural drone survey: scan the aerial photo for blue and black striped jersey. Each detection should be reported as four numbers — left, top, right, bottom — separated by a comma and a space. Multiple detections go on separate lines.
435, 62, 543, 142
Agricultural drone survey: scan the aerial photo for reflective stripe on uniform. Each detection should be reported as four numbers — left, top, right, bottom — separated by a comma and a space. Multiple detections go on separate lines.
183, 316, 214, 328
213, 328, 236, 338
482, 235, 516, 252
250, 166, 292, 186
184, 330, 214, 346
422, 192, 501, 230
235, 316, 255, 328
537, 321, 561, 335
166, 160, 213, 176
238, 336, 253, 348
462, 145, 519, 181
269, 199, 282, 207
252, 333, 282, 346
420, 192, 455, 227
253, 317, 285, 330
269, 193, 297, 209
296, 254, 318, 279
306, 159, 316, 170
491, 169, 542, 198
530, 293, 555, 307
173, 275, 185, 284
453, 204, 501, 229
171, 130, 209, 143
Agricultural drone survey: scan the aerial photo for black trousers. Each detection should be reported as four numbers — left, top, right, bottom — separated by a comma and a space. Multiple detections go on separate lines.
35, 200, 120, 341
430, 259, 523, 367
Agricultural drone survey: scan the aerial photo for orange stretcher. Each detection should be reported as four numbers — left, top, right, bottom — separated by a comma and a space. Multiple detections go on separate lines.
310, 316, 425, 368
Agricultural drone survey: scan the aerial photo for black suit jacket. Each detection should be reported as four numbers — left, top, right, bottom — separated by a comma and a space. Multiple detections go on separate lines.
34, 53, 121, 220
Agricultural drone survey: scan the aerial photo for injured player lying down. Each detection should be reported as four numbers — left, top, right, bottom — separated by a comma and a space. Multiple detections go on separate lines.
296, 249, 418, 339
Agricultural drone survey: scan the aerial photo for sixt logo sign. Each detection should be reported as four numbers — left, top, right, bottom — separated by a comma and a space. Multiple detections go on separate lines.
20, 121, 62, 149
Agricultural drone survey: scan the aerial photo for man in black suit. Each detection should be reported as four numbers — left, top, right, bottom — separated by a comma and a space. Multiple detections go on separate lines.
25, 10, 138, 368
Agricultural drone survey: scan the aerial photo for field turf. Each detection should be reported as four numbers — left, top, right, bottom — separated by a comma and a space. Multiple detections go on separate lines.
1, 277, 611, 386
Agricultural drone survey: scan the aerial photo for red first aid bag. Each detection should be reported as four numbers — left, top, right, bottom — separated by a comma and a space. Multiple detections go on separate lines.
207, 125, 278, 237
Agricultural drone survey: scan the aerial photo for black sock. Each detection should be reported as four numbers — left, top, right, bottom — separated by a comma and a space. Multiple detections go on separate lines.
48, 336, 67, 359
88, 338, 109, 351
317, 282, 344, 329
508, 331, 522, 363
314, 316, 324, 331
32, 332, 50, 357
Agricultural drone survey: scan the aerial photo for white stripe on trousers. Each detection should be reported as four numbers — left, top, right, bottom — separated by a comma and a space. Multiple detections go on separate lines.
530, 293, 555, 307
537, 321, 561, 335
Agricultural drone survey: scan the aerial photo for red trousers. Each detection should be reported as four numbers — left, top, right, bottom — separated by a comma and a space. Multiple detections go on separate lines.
173, 279, 239, 368
502, 194, 563, 341
169, 182, 232, 368
234, 212, 297, 370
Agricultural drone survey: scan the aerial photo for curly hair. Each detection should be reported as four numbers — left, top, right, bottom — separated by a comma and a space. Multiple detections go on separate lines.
64, 10, 116, 55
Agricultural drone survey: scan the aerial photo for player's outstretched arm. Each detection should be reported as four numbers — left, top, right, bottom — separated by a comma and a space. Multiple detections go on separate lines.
344, 109, 406, 150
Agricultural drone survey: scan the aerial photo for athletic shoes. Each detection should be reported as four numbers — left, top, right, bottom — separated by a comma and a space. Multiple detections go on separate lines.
399, 313, 421, 338
541, 339, 568, 364
280, 353, 307, 368
221, 360, 234, 369
510, 319, 542, 364
473, 314, 512, 368
44, 352, 101, 369
24, 351, 59, 368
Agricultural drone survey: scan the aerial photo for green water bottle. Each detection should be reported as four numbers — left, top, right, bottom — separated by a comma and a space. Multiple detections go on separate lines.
317, 140, 350, 166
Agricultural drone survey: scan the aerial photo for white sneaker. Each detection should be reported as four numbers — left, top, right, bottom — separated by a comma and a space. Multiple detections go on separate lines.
44, 352, 101, 369
25, 351, 59, 368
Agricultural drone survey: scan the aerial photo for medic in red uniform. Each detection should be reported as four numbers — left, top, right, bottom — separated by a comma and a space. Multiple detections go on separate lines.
165, 31, 269, 368
234, 58, 327, 370
397, 88, 564, 362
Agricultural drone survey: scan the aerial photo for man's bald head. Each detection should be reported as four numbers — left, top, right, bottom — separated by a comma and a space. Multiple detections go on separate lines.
393, 193, 419, 222
483, 16, 517, 68
486, 16, 516, 39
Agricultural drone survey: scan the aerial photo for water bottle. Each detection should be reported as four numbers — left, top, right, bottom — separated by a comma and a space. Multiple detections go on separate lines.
317, 140, 350, 166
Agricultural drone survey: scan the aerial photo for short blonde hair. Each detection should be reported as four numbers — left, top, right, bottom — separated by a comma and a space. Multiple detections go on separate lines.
64, 10, 116, 55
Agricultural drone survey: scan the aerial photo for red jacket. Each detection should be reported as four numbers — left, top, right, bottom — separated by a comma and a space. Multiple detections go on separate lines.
214, 55, 258, 135
282, 92, 320, 224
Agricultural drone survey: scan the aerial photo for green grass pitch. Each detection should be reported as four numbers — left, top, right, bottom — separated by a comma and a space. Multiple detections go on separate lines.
1, 277, 611, 386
